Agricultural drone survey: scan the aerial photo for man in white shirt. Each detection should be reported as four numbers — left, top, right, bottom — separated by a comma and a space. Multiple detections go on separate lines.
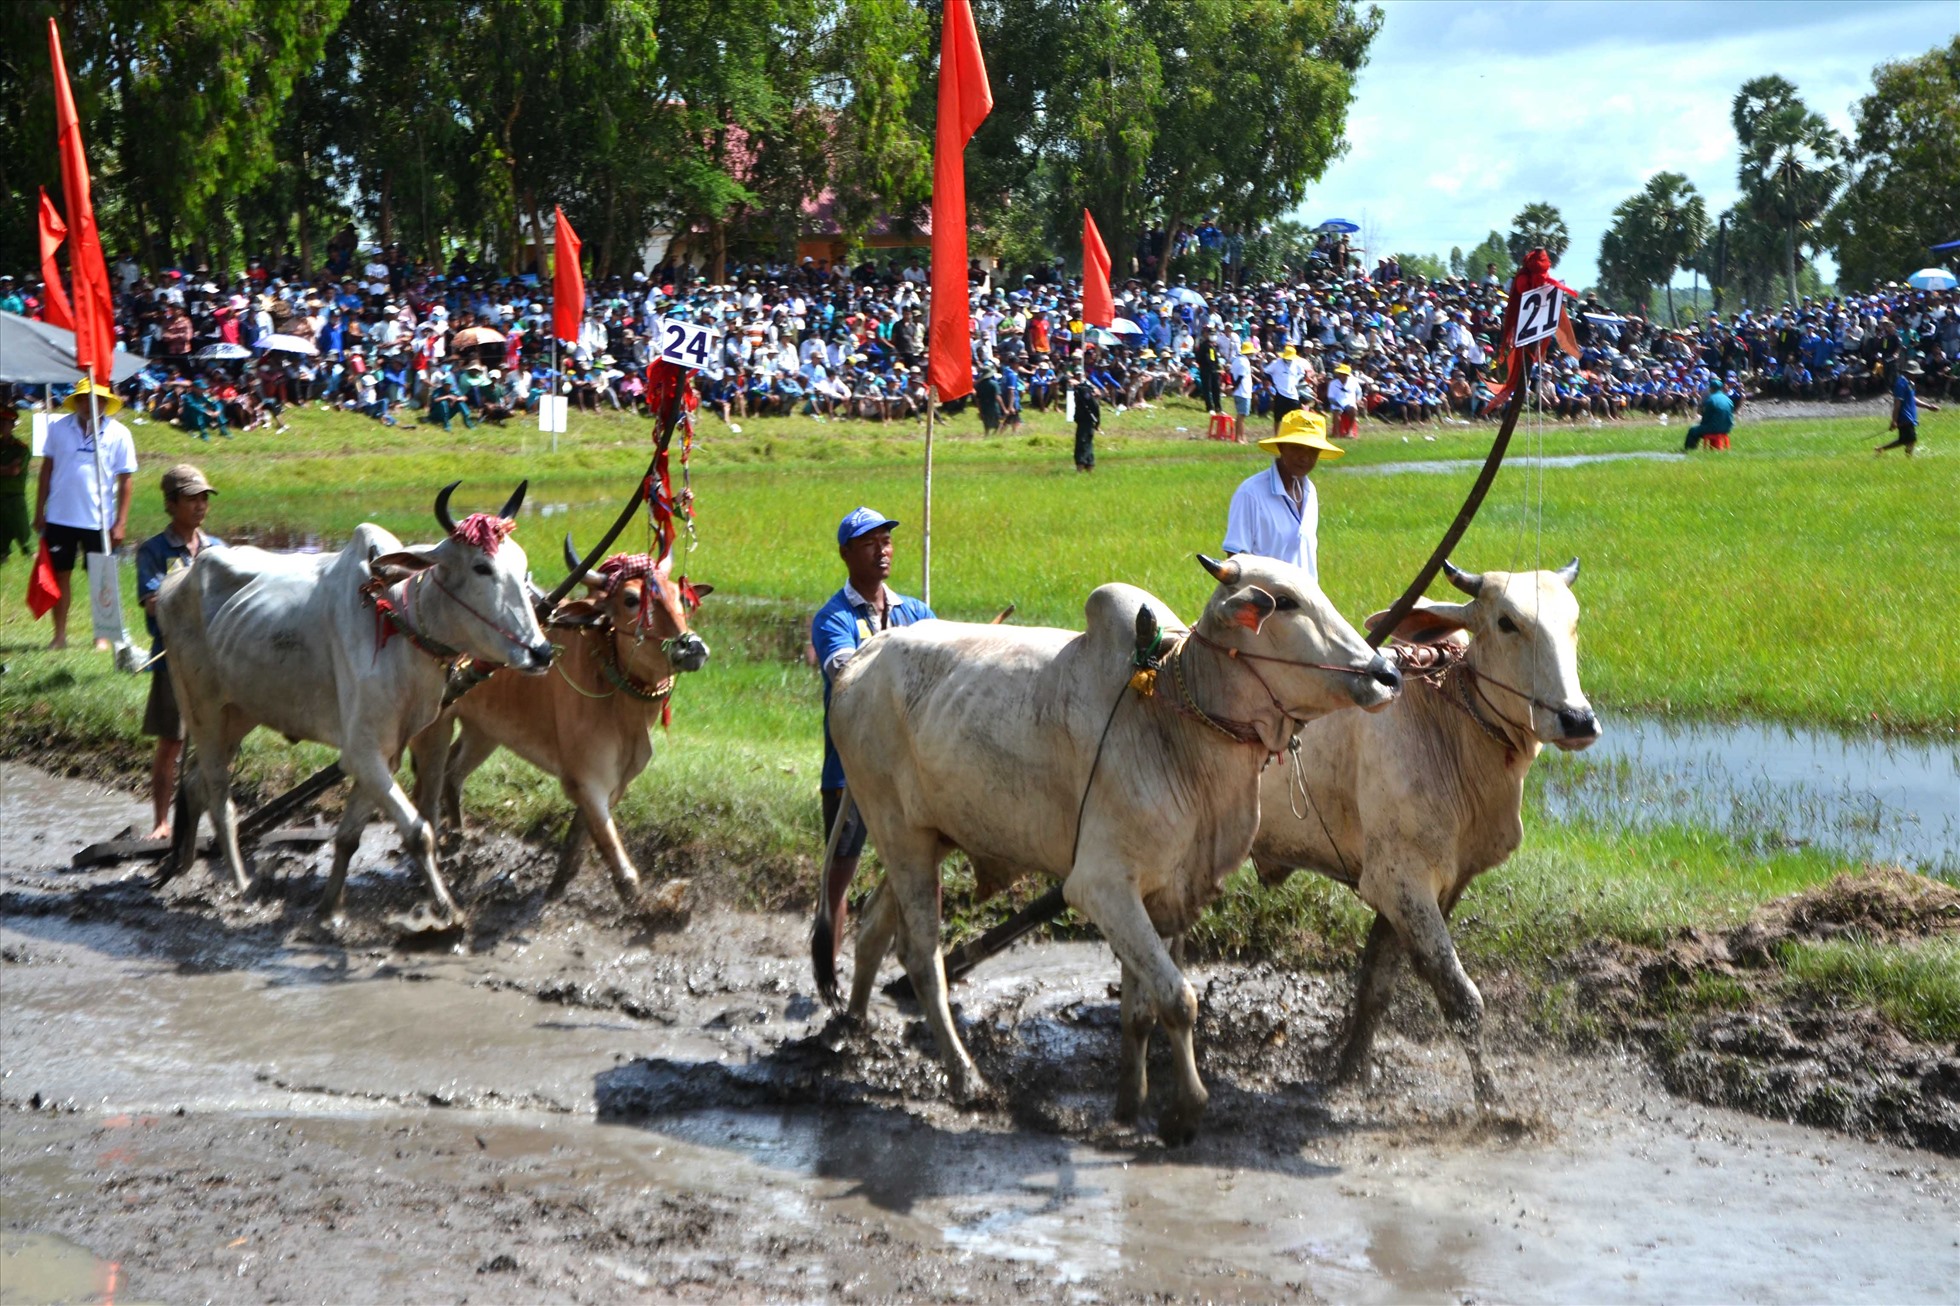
1263, 344, 1307, 434
32, 378, 138, 649
1229, 340, 1257, 443
1221, 408, 1343, 582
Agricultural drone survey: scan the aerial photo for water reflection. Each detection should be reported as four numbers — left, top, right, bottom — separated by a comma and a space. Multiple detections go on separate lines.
1535, 715, 1960, 875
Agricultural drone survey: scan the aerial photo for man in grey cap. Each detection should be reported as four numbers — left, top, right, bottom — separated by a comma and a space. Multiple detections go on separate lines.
135, 464, 224, 841
809, 507, 934, 962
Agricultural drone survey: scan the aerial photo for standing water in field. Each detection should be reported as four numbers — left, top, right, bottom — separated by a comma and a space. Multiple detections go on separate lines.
1534, 715, 1960, 876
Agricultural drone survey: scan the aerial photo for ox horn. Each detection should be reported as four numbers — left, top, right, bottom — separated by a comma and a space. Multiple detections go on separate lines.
1555, 556, 1580, 586
1441, 559, 1484, 596
1196, 554, 1241, 585
563, 532, 582, 575
498, 480, 529, 521
434, 480, 461, 536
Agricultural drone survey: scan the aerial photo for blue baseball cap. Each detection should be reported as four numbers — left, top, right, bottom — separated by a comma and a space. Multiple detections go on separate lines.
837, 506, 901, 546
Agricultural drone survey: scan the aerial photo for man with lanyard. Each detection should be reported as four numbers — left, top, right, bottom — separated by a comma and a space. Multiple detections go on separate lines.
1222, 408, 1344, 582
33, 377, 137, 650
136, 464, 224, 841
811, 507, 935, 960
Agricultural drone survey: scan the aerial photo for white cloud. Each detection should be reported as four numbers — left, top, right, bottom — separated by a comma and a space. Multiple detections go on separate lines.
1295, 0, 1958, 284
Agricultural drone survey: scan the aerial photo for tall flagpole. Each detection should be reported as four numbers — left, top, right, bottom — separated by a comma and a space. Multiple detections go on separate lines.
921, 383, 937, 607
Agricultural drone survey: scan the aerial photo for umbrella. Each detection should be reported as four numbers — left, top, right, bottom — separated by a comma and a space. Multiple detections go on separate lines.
1316, 219, 1360, 234
194, 341, 254, 361
1109, 317, 1145, 336
1905, 267, 1956, 291
1084, 327, 1121, 346
1167, 287, 1207, 308
451, 325, 506, 350
255, 333, 319, 356
0, 311, 148, 384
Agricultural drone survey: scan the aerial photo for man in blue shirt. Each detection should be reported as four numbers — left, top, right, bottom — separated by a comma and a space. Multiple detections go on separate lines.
135, 464, 224, 841
810, 506, 934, 961
1684, 379, 1735, 450
1877, 359, 1941, 455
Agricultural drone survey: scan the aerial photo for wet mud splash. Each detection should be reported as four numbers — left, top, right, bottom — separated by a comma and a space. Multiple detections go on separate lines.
3, 765, 1957, 1303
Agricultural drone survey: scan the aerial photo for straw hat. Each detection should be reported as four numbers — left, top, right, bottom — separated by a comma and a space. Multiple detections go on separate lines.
61, 375, 124, 417
1257, 409, 1342, 458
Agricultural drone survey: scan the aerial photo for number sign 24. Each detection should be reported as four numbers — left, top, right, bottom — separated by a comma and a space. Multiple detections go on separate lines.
1512, 284, 1562, 349
657, 318, 718, 368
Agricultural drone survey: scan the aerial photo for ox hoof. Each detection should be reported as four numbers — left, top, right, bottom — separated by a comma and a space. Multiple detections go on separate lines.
947, 1065, 993, 1108
636, 877, 693, 923
1157, 1099, 1206, 1148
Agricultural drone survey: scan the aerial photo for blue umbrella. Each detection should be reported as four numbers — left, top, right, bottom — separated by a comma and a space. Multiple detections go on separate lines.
1906, 267, 1956, 291
1167, 287, 1207, 307
1316, 219, 1360, 234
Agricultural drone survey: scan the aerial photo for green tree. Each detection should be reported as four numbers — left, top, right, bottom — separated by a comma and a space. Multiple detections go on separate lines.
1599, 172, 1708, 321
1466, 230, 1511, 281
1506, 201, 1570, 267
1825, 38, 1960, 290
1448, 245, 1465, 278
1732, 75, 1847, 308
1393, 251, 1448, 281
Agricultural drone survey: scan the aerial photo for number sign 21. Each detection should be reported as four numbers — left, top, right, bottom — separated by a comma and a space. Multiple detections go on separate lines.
1512, 285, 1561, 350
657, 318, 718, 369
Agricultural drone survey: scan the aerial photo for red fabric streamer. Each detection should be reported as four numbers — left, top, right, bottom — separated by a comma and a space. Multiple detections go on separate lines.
37, 188, 74, 331
48, 19, 116, 381
451, 512, 516, 555
927, 0, 993, 401
1082, 210, 1114, 328
640, 359, 697, 565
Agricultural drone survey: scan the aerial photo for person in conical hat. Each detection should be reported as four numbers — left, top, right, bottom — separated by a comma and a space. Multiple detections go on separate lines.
1221, 408, 1342, 582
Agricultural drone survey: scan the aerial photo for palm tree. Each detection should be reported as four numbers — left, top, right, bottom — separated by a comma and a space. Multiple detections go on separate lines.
1733, 80, 1846, 307
1638, 172, 1709, 324
1507, 202, 1570, 267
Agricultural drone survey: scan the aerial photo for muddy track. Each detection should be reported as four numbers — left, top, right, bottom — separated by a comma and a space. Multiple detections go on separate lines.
3, 763, 1957, 1303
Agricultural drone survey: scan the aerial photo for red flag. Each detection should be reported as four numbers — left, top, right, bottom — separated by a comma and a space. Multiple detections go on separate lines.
552, 206, 584, 346
37, 188, 74, 331
1081, 209, 1114, 328
927, 0, 993, 401
47, 19, 115, 382
26, 539, 62, 619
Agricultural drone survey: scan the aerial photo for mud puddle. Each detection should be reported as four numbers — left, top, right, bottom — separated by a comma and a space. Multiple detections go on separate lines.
4, 765, 1958, 1302
1537, 716, 1960, 875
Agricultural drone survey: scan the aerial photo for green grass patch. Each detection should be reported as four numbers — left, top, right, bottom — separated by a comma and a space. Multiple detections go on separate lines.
1776, 936, 1960, 1042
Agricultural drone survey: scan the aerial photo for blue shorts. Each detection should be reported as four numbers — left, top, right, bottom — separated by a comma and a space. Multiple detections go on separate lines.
1234, 396, 1252, 416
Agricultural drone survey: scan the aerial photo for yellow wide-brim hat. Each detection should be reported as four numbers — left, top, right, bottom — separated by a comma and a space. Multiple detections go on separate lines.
61, 375, 124, 417
1257, 408, 1343, 458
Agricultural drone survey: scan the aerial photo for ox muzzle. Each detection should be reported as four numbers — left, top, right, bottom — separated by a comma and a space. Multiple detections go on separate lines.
666, 631, 710, 674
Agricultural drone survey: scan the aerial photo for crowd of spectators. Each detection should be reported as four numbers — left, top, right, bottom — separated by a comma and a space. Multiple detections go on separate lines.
0, 235, 1954, 441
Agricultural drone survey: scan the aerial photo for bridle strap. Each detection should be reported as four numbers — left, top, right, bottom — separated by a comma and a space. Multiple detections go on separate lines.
422, 569, 535, 652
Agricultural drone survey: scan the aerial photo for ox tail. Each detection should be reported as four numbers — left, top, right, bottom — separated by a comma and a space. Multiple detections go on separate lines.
810, 785, 853, 1007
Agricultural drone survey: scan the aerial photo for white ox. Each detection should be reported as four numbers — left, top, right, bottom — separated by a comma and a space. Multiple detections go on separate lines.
816, 554, 1403, 1144
157, 482, 554, 923
410, 534, 713, 912
1248, 560, 1599, 1100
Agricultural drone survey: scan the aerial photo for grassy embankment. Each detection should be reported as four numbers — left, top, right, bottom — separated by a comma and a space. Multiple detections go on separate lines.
1, 396, 1954, 1043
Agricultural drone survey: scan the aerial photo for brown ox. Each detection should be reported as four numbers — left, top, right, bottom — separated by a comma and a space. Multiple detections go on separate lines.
410, 537, 711, 910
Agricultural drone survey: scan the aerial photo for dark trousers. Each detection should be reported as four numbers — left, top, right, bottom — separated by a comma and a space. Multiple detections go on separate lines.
1074, 424, 1096, 468
1272, 394, 1301, 431
1199, 366, 1222, 413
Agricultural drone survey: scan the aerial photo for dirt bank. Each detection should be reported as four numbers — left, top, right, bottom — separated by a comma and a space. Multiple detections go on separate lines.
3, 763, 1956, 1303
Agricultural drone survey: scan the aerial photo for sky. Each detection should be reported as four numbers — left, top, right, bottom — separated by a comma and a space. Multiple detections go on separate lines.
1297, 0, 1958, 285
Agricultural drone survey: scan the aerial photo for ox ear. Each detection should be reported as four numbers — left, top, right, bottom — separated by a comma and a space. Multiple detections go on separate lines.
550, 598, 605, 627
370, 550, 437, 585
685, 582, 714, 601
1218, 585, 1278, 634
1366, 602, 1469, 645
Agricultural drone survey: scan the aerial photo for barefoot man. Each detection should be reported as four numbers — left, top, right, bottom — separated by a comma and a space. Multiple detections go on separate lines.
135, 464, 223, 841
